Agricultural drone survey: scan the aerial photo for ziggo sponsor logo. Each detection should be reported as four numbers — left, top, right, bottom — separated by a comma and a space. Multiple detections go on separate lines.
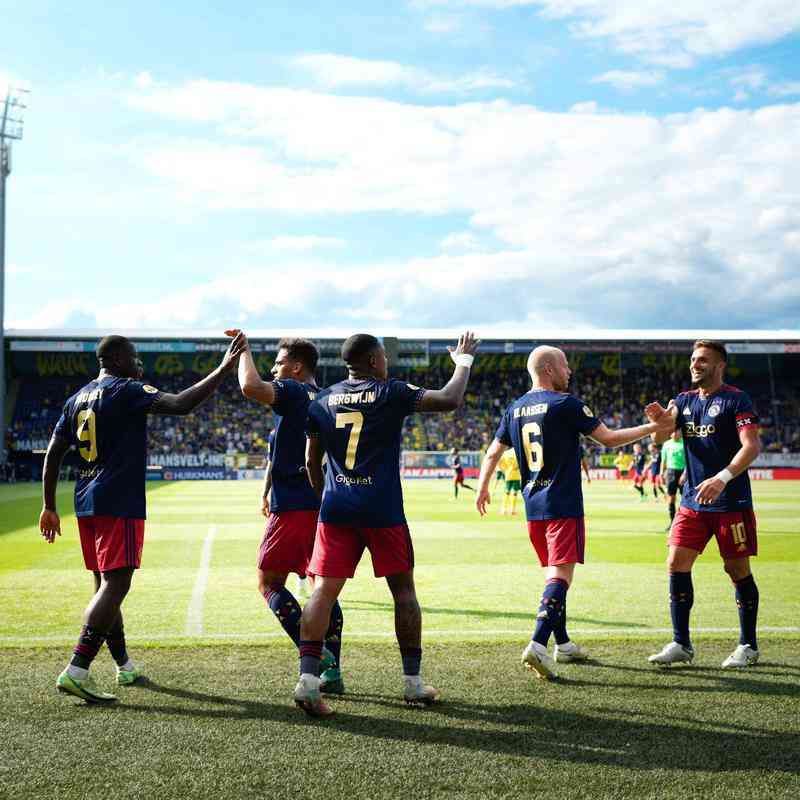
685, 422, 716, 438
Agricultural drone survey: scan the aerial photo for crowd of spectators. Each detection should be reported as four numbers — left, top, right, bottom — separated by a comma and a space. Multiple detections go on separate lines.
4, 359, 800, 475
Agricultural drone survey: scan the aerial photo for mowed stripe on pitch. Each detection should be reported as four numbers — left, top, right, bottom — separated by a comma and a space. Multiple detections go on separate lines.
184, 525, 217, 636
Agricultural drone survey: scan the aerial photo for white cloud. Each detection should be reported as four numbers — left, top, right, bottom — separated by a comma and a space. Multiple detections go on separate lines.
419, 1, 800, 68
440, 231, 484, 251
16, 78, 799, 331
569, 100, 615, 113
134, 71, 155, 89
725, 66, 800, 102
292, 53, 515, 94
253, 235, 345, 252
768, 81, 800, 98
591, 70, 665, 90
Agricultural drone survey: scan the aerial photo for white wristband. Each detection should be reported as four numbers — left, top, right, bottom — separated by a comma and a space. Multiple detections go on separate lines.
452, 353, 474, 368
716, 468, 734, 485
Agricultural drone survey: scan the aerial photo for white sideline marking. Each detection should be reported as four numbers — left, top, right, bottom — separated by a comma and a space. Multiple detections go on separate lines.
184, 525, 216, 636
1, 625, 798, 645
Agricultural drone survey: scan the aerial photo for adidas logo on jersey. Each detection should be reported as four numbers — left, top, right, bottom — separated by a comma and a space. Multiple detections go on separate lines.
683, 408, 692, 415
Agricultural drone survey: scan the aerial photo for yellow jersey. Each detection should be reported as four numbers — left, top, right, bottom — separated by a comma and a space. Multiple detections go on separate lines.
499, 450, 521, 481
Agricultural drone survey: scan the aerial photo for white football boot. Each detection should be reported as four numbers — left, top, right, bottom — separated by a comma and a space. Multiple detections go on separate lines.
521, 640, 557, 680
721, 644, 759, 669
554, 641, 589, 663
294, 674, 333, 718
648, 641, 694, 666
403, 676, 441, 706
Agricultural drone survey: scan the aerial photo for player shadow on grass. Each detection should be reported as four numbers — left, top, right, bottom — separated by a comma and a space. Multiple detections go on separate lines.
344, 599, 650, 628
125, 679, 798, 774
558, 662, 800, 698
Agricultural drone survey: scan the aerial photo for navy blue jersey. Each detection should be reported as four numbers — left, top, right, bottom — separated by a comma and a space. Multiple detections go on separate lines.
674, 384, 758, 512
269, 379, 320, 513
648, 451, 662, 476
53, 376, 162, 518
307, 378, 424, 527
633, 452, 646, 473
451, 454, 463, 473
495, 390, 601, 520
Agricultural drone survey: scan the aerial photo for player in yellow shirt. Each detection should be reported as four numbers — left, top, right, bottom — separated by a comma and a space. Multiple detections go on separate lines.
498, 449, 522, 515
614, 449, 633, 481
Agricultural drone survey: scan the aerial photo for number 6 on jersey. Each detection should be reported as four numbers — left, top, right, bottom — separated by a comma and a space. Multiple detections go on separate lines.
336, 411, 364, 470
521, 421, 544, 472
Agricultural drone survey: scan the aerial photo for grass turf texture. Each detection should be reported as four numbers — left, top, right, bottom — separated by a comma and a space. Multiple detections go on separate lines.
1, 480, 798, 798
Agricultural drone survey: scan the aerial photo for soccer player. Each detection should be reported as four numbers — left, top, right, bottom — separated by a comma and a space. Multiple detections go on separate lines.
497, 448, 521, 515
614, 449, 632, 481
295, 331, 479, 716
660, 430, 686, 531
39, 333, 247, 703
631, 442, 647, 500
580, 445, 592, 483
229, 332, 344, 693
260, 429, 275, 518
647, 340, 762, 669
475, 346, 674, 680
645, 443, 666, 500
261, 429, 306, 596
451, 447, 475, 498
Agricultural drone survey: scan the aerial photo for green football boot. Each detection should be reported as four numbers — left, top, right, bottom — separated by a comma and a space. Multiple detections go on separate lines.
116, 665, 144, 686
57, 670, 118, 703
320, 647, 336, 673
320, 667, 346, 695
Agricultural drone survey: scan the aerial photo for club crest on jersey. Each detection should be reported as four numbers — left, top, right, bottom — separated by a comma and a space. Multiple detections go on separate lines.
708, 404, 721, 418
583, 406, 594, 417
143, 385, 159, 394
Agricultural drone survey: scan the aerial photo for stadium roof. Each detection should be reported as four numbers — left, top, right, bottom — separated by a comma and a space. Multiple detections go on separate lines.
6, 328, 800, 341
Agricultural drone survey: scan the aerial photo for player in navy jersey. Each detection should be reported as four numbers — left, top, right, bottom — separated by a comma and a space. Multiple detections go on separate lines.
631, 443, 647, 501
450, 447, 474, 498
645, 443, 666, 500
226, 332, 345, 695
294, 331, 479, 716
475, 346, 673, 680
39, 333, 246, 703
646, 340, 762, 669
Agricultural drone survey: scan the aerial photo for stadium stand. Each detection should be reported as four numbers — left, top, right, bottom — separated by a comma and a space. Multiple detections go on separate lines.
3, 332, 799, 481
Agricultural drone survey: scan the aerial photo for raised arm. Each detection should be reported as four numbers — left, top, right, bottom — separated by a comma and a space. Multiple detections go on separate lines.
150, 332, 247, 416
589, 404, 674, 449
695, 425, 761, 505
223, 330, 278, 406
418, 332, 480, 412
39, 434, 71, 543
475, 438, 509, 516
305, 435, 325, 500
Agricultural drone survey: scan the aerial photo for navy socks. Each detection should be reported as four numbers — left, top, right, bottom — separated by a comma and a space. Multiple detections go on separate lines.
532, 578, 568, 647
669, 572, 694, 647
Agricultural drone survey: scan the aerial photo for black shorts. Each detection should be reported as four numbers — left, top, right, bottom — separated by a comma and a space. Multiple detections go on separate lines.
666, 469, 681, 495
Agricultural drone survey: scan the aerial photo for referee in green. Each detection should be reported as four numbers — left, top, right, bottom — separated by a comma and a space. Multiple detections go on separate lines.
660, 429, 686, 531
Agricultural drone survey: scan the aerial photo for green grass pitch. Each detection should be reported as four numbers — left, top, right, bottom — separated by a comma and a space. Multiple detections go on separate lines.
1, 479, 798, 799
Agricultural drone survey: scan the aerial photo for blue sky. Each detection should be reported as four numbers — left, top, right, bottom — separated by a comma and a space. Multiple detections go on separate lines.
3, 0, 800, 332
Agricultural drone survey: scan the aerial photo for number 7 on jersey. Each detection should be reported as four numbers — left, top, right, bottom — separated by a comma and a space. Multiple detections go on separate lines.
336, 411, 364, 470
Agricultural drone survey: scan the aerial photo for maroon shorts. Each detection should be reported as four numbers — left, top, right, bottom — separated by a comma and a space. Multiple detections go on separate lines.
527, 517, 586, 567
257, 510, 319, 576
308, 522, 414, 578
454, 470, 464, 485
78, 516, 144, 572
670, 507, 757, 559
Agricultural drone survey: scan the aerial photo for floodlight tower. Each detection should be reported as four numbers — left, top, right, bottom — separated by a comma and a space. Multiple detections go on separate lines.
1, 85, 29, 466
